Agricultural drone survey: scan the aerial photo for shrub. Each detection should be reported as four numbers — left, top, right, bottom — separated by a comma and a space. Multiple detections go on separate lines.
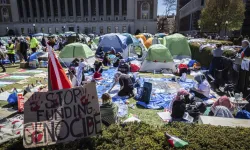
189, 42, 236, 68
2, 122, 250, 150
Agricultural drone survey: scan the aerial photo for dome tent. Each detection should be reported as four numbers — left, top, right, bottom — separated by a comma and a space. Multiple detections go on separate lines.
122, 33, 140, 45
97, 33, 127, 53
59, 43, 95, 66
140, 44, 176, 72
163, 33, 192, 59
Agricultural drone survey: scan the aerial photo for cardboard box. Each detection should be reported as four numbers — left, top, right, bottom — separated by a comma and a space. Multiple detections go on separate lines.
20, 62, 29, 68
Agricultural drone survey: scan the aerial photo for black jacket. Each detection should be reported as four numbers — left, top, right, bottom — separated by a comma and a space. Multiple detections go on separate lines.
239, 46, 250, 57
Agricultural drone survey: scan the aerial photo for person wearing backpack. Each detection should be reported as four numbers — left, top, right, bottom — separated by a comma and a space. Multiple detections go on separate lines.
118, 59, 130, 74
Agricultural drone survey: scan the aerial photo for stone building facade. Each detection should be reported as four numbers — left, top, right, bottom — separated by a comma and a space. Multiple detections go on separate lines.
0, 0, 158, 35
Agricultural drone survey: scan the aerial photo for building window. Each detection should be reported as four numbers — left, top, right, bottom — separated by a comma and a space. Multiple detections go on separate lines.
31, 0, 37, 17
99, 0, 104, 15
83, 0, 88, 16
141, 2, 150, 19
38, 0, 44, 17
92, 27, 96, 33
106, 0, 111, 15
122, 26, 127, 33
17, 0, 24, 18
107, 26, 111, 33
55, 27, 59, 33
115, 27, 119, 33
100, 26, 104, 34
48, 27, 52, 34
122, 0, 127, 15
21, 28, 24, 34
93, 18, 95, 21
116, 17, 118, 20
76, 0, 81, 16
114, 0, 119, 15
86, 18, 88, 21
53, 0, 58, 17
201, 0, 205, 6
24, 0, 30, 17
124, 17, 126, 20
101, 18, 103, 21
143, 26, 147, 33
91, 0, 96, 16
28, 28, 31, 34
84, 27, 88, 34
1, 7, 10, 22
68, 0, 73, 16
60, 0, 65, 16
45, 0, 51, 17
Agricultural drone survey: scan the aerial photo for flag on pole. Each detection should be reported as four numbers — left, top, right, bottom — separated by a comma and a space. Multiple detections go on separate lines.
48, 46, 72, 91
165, 132, 188, 148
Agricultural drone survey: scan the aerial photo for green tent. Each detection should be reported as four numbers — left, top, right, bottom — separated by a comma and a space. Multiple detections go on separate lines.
146, 44, 173, 63
163, 33, 191, 57
59, 43, 94, 59
93, 37, 100, 45
158, 38, 163, 44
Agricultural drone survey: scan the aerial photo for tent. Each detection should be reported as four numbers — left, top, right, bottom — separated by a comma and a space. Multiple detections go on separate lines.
97, 33, 127, 53
135, 34, 147, 44
59, 43, 95, 66
122, 33, 140, 45
28, 52, 48, 61
93, 36, 100, 45
163, 33, 192, 59
155, 33, 167, 38
32, 33, 49, 37
141, 33, 153, 39
140, 44, 176, 72
144, 37, 160, 49
158, 38, 163, 44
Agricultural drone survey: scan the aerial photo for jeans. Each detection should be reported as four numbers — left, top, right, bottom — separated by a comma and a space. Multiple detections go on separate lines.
8, 54, 15, 64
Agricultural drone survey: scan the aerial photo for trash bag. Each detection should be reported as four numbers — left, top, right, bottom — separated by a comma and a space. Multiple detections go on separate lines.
7, 92, 18, 105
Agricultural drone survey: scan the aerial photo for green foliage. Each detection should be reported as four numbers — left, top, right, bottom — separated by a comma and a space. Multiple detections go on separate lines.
189, 42, 236, 67
2, 122, 250, 150
199, 0, 245, 32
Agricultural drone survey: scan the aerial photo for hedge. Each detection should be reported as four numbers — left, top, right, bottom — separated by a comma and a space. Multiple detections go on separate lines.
189, 42, 236, 68
2, 122, 250, 150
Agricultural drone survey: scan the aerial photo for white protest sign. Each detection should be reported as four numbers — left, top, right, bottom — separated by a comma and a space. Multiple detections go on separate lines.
23, 82, 101, 148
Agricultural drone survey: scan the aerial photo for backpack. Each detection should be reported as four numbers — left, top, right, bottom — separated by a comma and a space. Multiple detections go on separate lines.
141, 82, 152, 104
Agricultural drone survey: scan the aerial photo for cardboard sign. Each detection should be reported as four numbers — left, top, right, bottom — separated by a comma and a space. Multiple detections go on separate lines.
23, 82, 101, 148
18, 93, 25, 112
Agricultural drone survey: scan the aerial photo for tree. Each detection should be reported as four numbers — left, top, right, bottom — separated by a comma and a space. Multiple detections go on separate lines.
158, 0, 176, 33
199, 0, 245, 34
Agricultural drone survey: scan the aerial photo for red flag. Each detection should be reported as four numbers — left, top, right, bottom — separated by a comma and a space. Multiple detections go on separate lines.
48, 46, 72, 90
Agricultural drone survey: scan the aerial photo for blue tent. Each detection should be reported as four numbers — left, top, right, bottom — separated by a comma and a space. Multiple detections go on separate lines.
122, 33, 140, 45
33, 33, 49, 37
155, 33, 167, 38
28, 52, 47, 61
97, 33, 127, 53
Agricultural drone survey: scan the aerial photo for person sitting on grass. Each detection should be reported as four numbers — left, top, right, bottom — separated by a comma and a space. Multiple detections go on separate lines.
190, 74, 211, 99
100, 93, 118, 126
209, 96, 235, 117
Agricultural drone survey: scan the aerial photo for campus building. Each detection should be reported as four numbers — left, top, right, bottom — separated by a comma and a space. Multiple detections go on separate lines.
0, 0, 158, 36
176, 0, 250, 36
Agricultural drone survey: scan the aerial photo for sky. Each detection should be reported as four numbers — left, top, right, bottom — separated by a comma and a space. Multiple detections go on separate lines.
157, 0, 176, 16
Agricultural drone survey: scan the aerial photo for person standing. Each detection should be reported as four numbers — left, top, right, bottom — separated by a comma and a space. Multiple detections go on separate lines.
6, 40, 15, 65
15, 39, 23, 62
0, 48, 6, 72
19, 38, 29, 62
29, 35, 39, 53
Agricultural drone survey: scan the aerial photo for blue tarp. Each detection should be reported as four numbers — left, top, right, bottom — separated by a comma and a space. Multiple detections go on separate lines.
28, 52, 46, 61
97, 33, 127, 53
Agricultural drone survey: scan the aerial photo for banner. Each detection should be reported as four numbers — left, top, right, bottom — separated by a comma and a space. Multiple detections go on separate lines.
23, 82, 101, 148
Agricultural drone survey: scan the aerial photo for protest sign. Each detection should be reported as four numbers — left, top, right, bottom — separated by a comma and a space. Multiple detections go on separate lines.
18, 93, 25, 112
23, 82, 101, 148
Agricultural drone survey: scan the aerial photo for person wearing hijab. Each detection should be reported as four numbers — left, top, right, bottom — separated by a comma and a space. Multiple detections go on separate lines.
238, 40, 250, 57
76, 58, 87, 86
213, 106, 234, 118
211, 96, 234, 114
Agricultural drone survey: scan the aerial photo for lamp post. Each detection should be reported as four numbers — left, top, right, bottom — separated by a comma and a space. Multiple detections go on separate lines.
6, 27, 9, 35
225, 21, 228, 37
214, 23, 217, 33
33, 24, 36, 33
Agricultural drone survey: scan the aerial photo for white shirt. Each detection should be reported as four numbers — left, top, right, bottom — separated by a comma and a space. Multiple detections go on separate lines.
198, 80, 210, 98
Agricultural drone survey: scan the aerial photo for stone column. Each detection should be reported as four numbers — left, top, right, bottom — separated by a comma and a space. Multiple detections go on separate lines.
65, 0, 69, 18
57, 0, 61, 18
21, 0, 27, 21
153, 0, 158, 20
50, 0, 54, 21
103, 0, 107, 19
96, 0, 99, 18
73, 0, 76, 20
111, 0, 114, 18
88, 0, 91, 18
119, 0, 122, 18
80, 0, 84, 19
28, 0, 34, 20
35, 0, 40, 20
43, 0, 48, 20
